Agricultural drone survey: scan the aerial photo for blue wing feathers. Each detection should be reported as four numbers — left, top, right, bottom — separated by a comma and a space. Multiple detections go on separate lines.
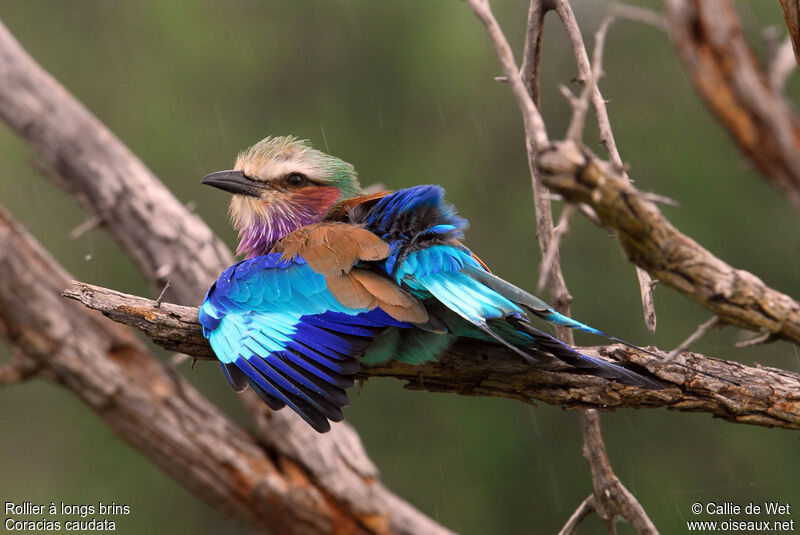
203, 187, 661, 433
201, 253, 414, 432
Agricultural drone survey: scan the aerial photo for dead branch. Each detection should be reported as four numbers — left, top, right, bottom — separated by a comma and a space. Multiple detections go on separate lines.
555, 0, 659, 333
0, 207, 450, 535
63, 280, 800, 432
485, 2, 652, 531
557, 495, 596, 535
579, 410, 659, 534
666, 315, 722, 361
0, 19, 232, 304
518, 4, 657, 530
0, 18, 450, 535
537, 140, 800, 346
664, 0, 800, 214
779, 0, 800, 74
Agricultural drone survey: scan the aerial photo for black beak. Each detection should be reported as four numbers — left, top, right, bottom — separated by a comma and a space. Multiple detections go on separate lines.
201, 170, 264, 197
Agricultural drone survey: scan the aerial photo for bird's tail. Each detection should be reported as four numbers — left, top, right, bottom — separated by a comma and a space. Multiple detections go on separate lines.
462, 265, 662, 357
506, 315, 662, 389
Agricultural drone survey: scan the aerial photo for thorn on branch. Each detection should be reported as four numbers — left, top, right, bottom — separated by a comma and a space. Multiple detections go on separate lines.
155, 280, 171, 308
735, 329, 777, 348
69, 215, 102, 240
631, 190, 681, 207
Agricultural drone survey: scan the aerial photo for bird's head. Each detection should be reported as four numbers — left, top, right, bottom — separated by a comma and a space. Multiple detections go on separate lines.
202, 136, 362, 258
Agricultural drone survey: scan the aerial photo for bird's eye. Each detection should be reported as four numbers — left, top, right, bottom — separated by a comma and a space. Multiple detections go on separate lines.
286, 173, 308, 187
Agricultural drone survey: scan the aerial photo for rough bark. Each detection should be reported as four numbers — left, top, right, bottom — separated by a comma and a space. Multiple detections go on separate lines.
64, 281, 800, 432
537, 140, 800, 346
0, 206, 451, 535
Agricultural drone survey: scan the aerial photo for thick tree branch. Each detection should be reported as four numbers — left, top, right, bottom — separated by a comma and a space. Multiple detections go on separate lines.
537, 140, 800, 346
63, 281, 800, 432
779, 0, 800, 74
0, 19, 232, 304
0, 207, 450, 535
664, 0, 800, 214
0, 19, 450, 534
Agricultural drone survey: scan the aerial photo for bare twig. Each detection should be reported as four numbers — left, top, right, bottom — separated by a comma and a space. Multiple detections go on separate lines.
579, 410, 659, 534
555, 0, 658, 332
735, 330, 777, 349
519, 0, 555, 109
610, 2, 668, 31
465, 0, 549, 151
537, 204, 575, 292
68, 215, 102, 240
63, 280, 800, 431
515, 3, 658, 531
557, 494, 596, 535
154, 280, 171, 308
666, 315, 721, 362
565, 16, 614, 142
637, 266, 657, 334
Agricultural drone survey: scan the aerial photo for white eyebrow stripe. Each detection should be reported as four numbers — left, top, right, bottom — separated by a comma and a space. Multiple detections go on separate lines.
239, 158, 328, 184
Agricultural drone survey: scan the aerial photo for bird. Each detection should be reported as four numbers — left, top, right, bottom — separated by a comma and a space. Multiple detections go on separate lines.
198, 136, 661, 432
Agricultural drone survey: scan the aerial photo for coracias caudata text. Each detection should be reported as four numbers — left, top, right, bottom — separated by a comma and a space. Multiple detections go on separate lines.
199, 136, 661, 432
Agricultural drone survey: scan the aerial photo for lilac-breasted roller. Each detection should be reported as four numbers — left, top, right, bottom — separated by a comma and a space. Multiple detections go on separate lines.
199, 136, 660, 432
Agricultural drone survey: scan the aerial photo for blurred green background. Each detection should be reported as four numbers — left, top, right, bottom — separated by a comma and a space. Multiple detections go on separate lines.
0, 1, 798, 534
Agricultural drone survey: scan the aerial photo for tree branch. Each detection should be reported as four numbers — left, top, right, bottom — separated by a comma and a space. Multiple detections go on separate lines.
664, 0, 800, 214
0, 19, 450, 534
537, 140, 800, 346
555, 0, 658, 333
779, 0, 800, 75
518, 5, 657, 530
557, 494, 595, 535
579, 409, 658, 534
0, 19, 232, 304
0, 206, 451, 535
63, 280, 800, 432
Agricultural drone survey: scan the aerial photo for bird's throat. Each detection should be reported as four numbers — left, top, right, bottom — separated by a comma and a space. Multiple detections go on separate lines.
233, 186, 341, 258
